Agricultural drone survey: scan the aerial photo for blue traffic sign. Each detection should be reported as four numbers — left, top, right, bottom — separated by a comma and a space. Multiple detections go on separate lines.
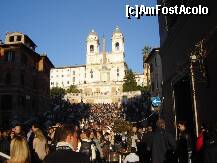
151, 96, 161, 107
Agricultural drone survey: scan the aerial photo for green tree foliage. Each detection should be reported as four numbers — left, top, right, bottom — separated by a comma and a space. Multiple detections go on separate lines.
50, 87, 65, 96
137, 85, 151, 94
123, 69, 139, 92
66, 85, 80, 93
142, 46, 152, 67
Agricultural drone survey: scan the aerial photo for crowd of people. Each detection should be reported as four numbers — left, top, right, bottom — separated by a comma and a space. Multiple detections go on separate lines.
0, 97, 217, 163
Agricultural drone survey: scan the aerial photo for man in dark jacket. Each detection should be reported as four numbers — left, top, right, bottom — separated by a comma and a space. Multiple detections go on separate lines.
203, 123, 217, 163
142, 126, 153, 163
152, 119, 176, 163
43, 124, 89, 163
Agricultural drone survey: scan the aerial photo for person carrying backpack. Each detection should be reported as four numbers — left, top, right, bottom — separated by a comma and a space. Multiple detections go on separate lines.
78, 129, 97, 162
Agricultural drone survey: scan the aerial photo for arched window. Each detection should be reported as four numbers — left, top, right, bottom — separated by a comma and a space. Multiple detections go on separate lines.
90, 69, 93, 78
115, 42, 119, 51
117, 68, 119, 77
90, 45, 94, 52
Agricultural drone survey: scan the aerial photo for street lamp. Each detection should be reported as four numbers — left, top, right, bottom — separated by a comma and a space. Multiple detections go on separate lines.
190, 52, 199, 137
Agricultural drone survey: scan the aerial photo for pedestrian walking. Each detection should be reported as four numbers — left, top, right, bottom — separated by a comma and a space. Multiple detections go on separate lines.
152, 119, 176, 163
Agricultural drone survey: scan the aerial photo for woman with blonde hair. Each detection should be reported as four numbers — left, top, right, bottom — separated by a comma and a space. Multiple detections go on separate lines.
7, 136, 30, 163
33, 129, 49, 160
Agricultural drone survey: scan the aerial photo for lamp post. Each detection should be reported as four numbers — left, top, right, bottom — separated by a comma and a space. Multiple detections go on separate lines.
190, 53, 199, 137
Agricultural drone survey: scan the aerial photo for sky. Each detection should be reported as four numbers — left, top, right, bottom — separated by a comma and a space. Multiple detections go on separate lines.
0, 0, 160, 73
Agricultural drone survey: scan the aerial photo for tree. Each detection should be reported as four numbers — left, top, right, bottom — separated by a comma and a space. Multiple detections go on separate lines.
66, 85, 80, 93
123, 69, 139, 92
142, 46, 152, 67
50, 87, 65, 96
138, 85, 150, 93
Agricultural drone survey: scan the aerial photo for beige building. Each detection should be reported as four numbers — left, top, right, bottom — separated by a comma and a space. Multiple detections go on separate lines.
135, 73, 147, 87
50, 27, 145, 103
145, 48, 162, 97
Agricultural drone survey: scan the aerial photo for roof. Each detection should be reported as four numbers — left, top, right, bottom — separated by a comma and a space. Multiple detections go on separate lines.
0, 43, 54, 68
0, 43, 39, 56
24, 34, 37, 47
145, 47, 160, 63
113, 26, 122, 34
134, 72, 144, 76
89, 30, 98, 36
40, 55, 54, 68
6, 32, 37, 47
51, 65, 86, 69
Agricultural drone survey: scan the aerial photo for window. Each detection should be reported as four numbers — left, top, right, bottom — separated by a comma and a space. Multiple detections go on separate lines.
150, 63, 153, 73
5, 72, 11, 85
115, 42, 119, 51
73, 77, 75, 82
51, 82, 54, 85
32, 100, 35, 109
35, 62, 38, 71
21, 53, 27, 65
33, 77, 37, 89
17, 35, 22, 41
155, 57, 157, 67
117, 68, 119, 77
0, 74, 2, 83
62, 75, 64, 77
156, 80, 159, 89
73, 71, 75, 75
20, 73, 24, 85
5, 51, 15, 62
151, 82, 155, 92
90, 45, 94, 52
67, 81, 70, 84
9, 36, 14, 42
90, 69, 93, 78
1, 95, 12, 110
18, 96, 25, 107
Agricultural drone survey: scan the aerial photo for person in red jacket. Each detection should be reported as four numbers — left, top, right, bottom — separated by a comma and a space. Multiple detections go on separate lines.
195, 125, 206, 163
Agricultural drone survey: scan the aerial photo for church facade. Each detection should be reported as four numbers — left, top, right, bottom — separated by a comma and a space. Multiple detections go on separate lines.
50, 27, 145, 103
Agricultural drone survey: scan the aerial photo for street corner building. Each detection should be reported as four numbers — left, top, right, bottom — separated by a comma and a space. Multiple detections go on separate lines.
50, 26, 146, 104
157, 0, 217, 137
0, 32, 54, 125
